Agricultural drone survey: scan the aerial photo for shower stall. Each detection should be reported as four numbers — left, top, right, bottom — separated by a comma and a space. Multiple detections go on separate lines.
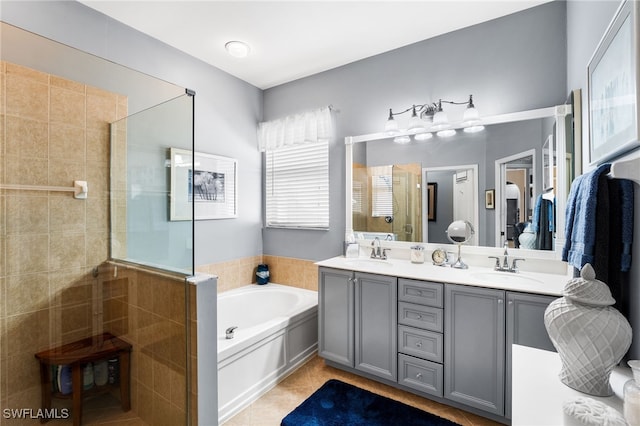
1, 22, 214, 425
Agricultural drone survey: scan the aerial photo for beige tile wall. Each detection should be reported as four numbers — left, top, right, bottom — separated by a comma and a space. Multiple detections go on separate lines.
99, 263, 188, 426
196, 255, 319, 293
0, 61, 129, 422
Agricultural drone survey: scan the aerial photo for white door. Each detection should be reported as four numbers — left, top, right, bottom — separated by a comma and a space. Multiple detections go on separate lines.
452, 169, 477, 245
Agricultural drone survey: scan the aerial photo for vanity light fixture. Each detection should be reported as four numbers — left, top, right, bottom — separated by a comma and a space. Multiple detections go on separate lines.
225, 40, 251, 58
385, 95, 483, 142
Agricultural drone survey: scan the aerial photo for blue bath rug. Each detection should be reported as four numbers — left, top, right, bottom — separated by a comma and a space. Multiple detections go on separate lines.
281, 379, 461, 426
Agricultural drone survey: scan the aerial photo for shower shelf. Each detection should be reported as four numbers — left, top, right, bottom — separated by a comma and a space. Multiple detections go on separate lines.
0, 180, 88, 199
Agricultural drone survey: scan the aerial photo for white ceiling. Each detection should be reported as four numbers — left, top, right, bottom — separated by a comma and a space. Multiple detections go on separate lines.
79, 0, 552, 90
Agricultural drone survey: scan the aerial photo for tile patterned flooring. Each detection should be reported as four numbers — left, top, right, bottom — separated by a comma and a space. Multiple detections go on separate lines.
224, 355, 503, 426
74, 354, 503, 425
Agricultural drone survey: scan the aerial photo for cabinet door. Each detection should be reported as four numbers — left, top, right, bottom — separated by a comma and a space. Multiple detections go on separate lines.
444, 284, 505, 416
505, 292, 556, 418
318, 267, 354, 367
355, 272, 397, 381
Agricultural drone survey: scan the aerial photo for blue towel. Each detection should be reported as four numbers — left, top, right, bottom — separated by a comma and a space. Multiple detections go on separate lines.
620, 179, 634, 271
531, 194, 542, 233
533, 194, 555, 233
562, 163, 611, 269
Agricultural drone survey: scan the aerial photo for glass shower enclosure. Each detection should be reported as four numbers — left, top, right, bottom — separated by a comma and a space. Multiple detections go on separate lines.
1, 22, 197, 426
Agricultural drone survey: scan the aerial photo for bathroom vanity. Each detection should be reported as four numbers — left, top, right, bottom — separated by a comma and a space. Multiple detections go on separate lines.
316, 256, 567, 424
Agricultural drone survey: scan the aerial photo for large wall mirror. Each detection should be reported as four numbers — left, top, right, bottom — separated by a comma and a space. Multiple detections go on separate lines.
346, 104, 578, 253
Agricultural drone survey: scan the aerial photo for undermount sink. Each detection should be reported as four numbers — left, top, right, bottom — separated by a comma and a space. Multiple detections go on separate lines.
344, 259, 393, 268
470, 271, 543, 285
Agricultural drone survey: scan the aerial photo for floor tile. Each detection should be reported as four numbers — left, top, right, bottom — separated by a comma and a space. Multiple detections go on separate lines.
225, 354, 503, 426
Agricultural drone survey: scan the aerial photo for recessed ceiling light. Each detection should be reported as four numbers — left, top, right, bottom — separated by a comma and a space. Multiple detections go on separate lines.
225, 41, 250, 58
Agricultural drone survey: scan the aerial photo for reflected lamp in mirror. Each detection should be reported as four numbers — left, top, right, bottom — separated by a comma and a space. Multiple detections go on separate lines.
384, 95, 484, 141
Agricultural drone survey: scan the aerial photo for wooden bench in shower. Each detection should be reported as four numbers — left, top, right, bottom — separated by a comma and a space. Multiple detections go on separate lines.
34, 332, 132, 426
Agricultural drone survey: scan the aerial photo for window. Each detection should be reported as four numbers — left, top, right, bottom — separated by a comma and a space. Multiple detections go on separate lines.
371, 174, 393, 217
265, 140, 329, 229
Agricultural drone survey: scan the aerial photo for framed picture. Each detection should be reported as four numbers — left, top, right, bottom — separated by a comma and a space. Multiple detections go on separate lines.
485, 189, 495, 209
170, 148, 237, 220
427, 182, 437, 221
588, 0, 640, 165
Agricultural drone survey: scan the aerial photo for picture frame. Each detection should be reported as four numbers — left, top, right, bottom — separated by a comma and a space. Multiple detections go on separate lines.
169, 148, 237, 221
587, 0, 640, 165
427, 182, 437, 221
485, 189, 495, 209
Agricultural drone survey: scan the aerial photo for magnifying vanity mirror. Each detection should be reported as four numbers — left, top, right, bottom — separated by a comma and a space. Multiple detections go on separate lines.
446, 220, 475, 269
346, 103, 578, 254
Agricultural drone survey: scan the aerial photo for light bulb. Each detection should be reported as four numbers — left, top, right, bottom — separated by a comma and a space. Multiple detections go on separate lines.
393, 135, 411, 144
407, 106, 427, 133
414, 132, 433, 141
463, 125, 485, 133
437, 129, 457, 137
431, 101, 449, 131
463, 95, 481, 125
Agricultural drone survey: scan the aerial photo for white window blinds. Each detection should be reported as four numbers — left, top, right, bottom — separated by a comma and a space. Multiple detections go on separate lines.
372, 174, 393, 217
265, 141, 329, 229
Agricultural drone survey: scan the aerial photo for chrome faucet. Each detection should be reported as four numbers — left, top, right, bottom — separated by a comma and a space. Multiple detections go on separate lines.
502, 241, 510, 271
370, 237, 390, 260
225, 326, 238, 339
370, 237, 381, 258
488, 241, 525, 273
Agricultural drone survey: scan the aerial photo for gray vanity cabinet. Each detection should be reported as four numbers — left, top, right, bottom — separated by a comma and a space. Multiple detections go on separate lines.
505, 291, 556, 418
354, 272, 398, 381
318, 267, 397, 381
318, 267, 355, 367
444, 284, 505, 416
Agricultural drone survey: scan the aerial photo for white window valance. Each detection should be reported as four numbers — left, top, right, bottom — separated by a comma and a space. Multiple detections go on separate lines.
258, 106, 333, 152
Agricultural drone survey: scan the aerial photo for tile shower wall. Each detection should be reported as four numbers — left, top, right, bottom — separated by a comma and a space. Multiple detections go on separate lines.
99, 263, 188, 426
0, 62, 147, 423
197, 255, 318, 293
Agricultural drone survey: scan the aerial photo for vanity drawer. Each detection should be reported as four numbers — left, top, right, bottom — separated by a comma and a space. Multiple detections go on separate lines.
398, 325, 443, 363
398, 302, 443, 332
398, 279, 443, 308
398, 354, 443, 397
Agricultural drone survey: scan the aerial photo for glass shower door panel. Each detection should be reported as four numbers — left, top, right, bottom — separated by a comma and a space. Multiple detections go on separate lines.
110, 94, 194, 275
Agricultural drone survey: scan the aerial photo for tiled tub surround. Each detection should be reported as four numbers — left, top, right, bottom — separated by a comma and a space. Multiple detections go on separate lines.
0, 61, 129, 421
196, 255, 318, 293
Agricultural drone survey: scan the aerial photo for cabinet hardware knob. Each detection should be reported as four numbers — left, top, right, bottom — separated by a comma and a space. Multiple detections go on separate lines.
416, 315, 422, 320
416, 373, 423, 380
498, 299, 503, 304
416, 341, 422, 348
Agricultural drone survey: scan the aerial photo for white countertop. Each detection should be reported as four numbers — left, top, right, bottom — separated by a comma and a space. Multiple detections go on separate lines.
316, 256, 569, 296
512, 345, 632, 425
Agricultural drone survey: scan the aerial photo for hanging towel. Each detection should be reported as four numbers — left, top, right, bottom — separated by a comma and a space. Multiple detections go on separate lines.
619, 179, 634, 271
562, 163, 611, 269
531, 194, 543, 233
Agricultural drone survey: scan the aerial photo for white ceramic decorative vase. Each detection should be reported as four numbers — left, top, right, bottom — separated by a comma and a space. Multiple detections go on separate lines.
518, 230, 536, 250
544, 263, 632, 396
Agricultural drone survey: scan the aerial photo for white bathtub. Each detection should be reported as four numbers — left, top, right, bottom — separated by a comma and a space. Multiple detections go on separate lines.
217, 283, 318, 423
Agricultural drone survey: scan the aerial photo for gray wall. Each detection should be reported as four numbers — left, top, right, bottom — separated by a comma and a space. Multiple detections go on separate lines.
1, 0, 264, 266
566, 0, 640, 359
263, 1, 567, 260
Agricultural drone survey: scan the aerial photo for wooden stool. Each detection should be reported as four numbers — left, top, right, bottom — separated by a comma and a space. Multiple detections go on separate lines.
34, 333, 132, 426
